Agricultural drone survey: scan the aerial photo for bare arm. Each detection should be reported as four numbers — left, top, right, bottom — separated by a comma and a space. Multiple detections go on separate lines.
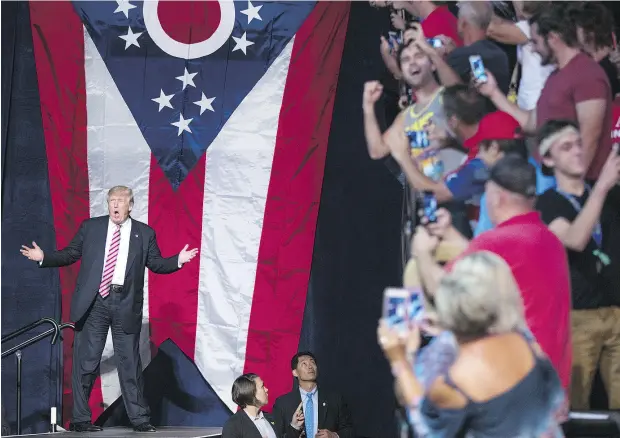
393, 151, 454, 202
548, 157, 618, 251
575, 99, 607, 171
363, 108, 406, 160
488, 87, 536, 132
428, 50, 463, 87
391, 359, 426, 408
487, 17, 528, 46
381, 50, 403, 80
415, 251, 445, 298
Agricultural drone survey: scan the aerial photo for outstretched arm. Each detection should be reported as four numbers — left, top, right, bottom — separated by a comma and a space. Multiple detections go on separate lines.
145, 230, 198, 274
22, 221, 86, 268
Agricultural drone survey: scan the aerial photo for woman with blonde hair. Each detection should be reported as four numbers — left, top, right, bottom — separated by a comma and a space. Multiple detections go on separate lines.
379, 251, 567, 437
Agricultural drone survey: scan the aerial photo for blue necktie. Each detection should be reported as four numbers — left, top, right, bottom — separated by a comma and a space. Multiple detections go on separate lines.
305, 392, 314, 438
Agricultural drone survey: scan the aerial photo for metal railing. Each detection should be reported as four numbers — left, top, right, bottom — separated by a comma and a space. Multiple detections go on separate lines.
2, 318, 75, 435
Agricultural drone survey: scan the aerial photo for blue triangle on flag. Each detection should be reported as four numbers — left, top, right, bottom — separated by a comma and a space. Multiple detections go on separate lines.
72, 0, 315, 190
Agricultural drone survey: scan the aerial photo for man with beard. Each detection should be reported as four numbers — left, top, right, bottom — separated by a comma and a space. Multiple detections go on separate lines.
363, 39, 472, 238
272, 352, 354, 438
478, 3, 612, 185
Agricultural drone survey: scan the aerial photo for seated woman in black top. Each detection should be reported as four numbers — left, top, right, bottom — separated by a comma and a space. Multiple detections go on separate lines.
222, 373, 304, 438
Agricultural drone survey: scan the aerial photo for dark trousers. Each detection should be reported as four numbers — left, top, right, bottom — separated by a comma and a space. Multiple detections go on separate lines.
72, 292, 149, 425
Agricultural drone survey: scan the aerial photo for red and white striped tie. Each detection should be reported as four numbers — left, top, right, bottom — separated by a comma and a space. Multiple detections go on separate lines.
99, 225, 121, 298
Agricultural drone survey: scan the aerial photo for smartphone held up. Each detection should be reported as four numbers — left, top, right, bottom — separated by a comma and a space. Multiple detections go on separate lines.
469, 54, 488, 83
382, 287, 425, 334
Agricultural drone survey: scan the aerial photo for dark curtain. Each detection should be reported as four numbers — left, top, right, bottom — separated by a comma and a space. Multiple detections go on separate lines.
298, 3, 404, 438
1, 2, 63, 434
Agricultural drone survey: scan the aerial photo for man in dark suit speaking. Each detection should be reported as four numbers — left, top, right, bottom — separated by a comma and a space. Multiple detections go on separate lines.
272, 352, 354, 438
20, 186, 198, 433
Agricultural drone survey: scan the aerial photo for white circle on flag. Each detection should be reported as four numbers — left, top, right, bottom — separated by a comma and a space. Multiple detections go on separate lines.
143, 1, 235, 60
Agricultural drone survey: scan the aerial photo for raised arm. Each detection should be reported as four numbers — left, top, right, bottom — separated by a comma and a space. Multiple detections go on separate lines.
478, 70, 536, 132
363, 81, 408, 160
547, 148, 620, 251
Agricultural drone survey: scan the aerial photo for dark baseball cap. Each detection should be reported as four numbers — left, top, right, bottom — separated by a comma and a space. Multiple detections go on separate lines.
488, 154, 537, 199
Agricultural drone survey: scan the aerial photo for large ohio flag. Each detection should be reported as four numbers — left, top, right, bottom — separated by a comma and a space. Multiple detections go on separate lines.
29, 0, 349, 422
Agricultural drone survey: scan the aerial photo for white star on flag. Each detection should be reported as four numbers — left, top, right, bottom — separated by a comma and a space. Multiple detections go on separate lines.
241, 1, 263, 24
175, 68, 197, 90
171, 114, 193, 136
114, 0, 136, 19
152, 89, 174, 112
194, 93, 216, 115
119, 27, 143, 49
232, 32, 254, 55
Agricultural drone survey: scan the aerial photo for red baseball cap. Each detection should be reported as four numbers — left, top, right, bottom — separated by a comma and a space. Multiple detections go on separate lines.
463, 111, 522, 159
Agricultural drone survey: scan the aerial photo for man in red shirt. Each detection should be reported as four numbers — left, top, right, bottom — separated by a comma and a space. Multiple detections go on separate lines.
412, 155, 572, 389
479, 3, 612, 182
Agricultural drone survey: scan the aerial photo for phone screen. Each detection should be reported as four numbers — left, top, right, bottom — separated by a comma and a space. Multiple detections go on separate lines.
469, 55, 488, 83
383, 288, 410, 333
419, 191, 438, 223
383, 288, 425, 332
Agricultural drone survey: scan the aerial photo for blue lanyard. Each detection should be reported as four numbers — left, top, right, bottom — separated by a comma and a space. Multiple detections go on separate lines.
554, 185, 602, 248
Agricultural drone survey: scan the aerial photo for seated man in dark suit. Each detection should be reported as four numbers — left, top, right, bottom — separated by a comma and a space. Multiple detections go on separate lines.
272, 352, 354, 438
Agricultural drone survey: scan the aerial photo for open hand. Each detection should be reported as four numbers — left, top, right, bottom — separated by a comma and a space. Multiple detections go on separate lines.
20, 241, 44, 262
179, 244, 198, 265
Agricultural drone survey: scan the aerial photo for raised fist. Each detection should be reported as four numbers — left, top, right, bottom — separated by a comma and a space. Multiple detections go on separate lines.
363, 81, 384, 110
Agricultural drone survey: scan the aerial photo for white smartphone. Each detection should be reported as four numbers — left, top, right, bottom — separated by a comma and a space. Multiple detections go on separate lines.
469, 54, 488, 83
382, 288, 425, 333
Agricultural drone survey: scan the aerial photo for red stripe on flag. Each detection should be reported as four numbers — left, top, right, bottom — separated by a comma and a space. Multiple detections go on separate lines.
147, 154, 206, 359
28, 1, 99, 425
243, 2, 351, 409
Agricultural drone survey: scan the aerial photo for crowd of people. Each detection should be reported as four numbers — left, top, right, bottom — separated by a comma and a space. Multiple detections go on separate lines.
365, 1, 620, 436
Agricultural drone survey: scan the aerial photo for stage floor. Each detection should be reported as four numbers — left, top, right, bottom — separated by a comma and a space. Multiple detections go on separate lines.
7, 426, 222, 438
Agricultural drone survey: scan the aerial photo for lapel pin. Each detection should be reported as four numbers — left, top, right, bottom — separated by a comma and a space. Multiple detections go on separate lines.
135, 234, 138, 238
323, 402, 326, 406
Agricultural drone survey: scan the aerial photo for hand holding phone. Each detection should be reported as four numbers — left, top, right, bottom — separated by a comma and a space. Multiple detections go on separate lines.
469, 55, 488, 83
382, 287, 425, 334
419, 191, 438, 224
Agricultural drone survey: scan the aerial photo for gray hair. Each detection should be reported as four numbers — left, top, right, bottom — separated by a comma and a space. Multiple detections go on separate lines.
458, 1, 493, 30
107, 185, 134, 206
435, 251, 526, 340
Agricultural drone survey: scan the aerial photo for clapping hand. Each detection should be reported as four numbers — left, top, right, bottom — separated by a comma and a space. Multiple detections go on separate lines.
178, 244, 198, 265
20, 241, 44, 262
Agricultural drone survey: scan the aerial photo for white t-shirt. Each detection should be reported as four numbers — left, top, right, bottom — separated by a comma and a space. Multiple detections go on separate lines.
515, 20, 555, 111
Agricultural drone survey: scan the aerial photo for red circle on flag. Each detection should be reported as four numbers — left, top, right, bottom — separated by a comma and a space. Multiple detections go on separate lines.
157, 1, 222, 44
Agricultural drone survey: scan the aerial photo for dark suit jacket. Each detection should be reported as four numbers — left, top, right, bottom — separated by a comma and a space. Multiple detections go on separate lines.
40, 215, 179, 333
222, 410, 278, 438
272, 387, 354, 438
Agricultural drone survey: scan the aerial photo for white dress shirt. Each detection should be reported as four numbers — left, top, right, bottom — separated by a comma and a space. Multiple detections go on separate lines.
299, 386, 318, 438
244, 410, 277, 438
103, 218, 132, 286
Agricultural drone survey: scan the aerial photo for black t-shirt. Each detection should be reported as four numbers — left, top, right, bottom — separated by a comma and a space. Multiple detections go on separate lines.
447, 39, 510, 112
535, 188, 610, 310
599, 55, 620, 99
